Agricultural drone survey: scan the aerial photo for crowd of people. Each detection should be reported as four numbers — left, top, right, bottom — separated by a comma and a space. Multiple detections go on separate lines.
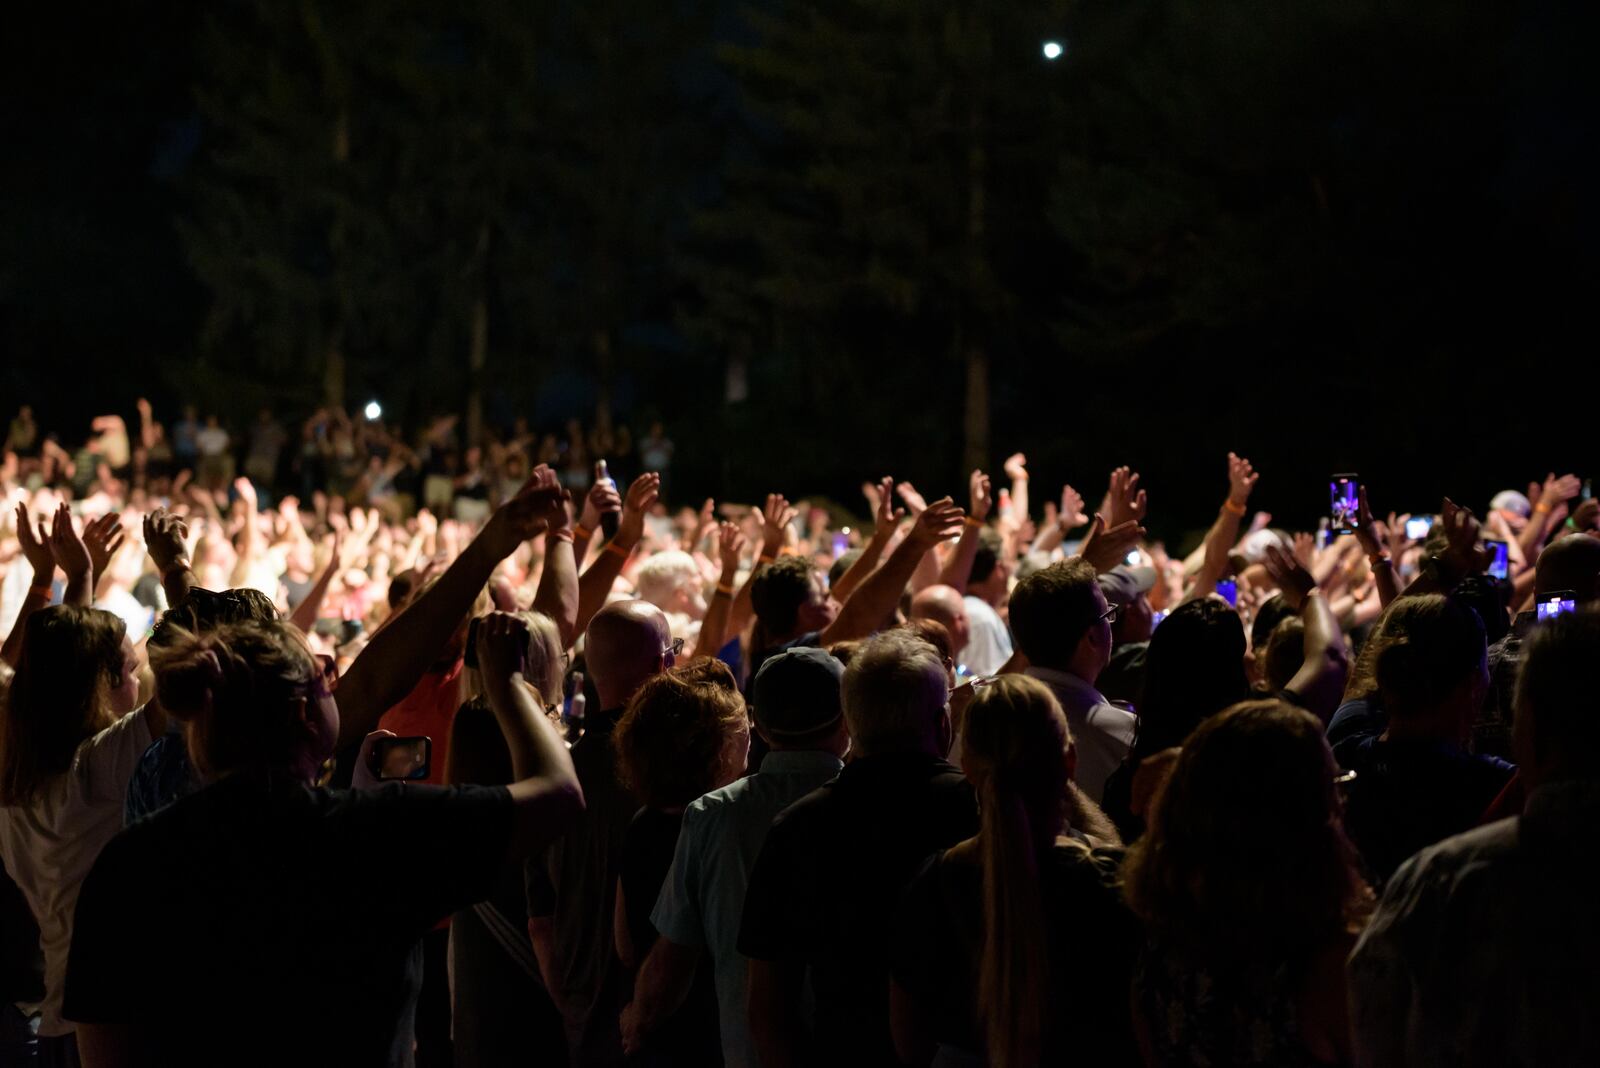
0, 398, 1596, 1067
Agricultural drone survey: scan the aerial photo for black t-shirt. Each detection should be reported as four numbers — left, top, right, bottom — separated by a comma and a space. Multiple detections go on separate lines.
1338, 734, 1516, 884
64, 772, 512, 1067
890, 840, 1142, 1065
738, 751, 978, 1065
619, 807, 723, 1066
525, 709, 638, 1066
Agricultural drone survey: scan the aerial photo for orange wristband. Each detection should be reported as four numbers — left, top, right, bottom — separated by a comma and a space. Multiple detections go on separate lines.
1534, 502, 1551, 515
756, 553, 775, 565
573, 523, 593, 540
604, 541, 630, 560
1221, 499, 1246, 517
549, 529, 575, 544
715, 583, 735, 596
963, 516, 984, 529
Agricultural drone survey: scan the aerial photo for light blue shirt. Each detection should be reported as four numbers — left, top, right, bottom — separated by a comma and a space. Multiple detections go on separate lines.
651, 748, 844, 1068
1025, 665, 1136, 802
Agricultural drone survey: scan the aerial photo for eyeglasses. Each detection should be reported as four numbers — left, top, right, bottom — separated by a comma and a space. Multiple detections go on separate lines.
1096, 604, 1120, 625
1333, 768, 1357, 788
663, 636, 685, 660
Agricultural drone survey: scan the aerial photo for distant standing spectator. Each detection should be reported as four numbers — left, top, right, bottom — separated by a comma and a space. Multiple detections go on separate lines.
245, 408, 287, 488
195, 415, 232, 490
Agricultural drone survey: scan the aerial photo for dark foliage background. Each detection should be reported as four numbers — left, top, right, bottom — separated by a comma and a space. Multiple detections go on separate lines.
2, 0, 1595, 543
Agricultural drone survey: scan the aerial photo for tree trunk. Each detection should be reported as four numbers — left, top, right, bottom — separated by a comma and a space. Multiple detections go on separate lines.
466, 222, 491, 444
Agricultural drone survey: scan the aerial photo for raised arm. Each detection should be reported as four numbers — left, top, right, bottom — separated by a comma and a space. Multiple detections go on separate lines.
1184, 452, 1256, 603
573, 473, 659, 640
938, 469, 992, 595
288, 533, 342, 635
1030, 484, 1089, 556
694, 521, 746, 661
820, 497, 964, 645
728, 493, 798, 638
1352, 487, 1400, 609
1518, 473, 1580, 558
531, 502, 579, 649
474, 612, 585, 864
1262, 544, 1350, 722
1075, 513, 1147, 575
832, 479, 902, 603
49, 504, 94, 607
335, 468, 567, 751
82, 512, 125, 602
142, 509, 196, 606
2, 504, 55, 666
1002, 452, 1030, 531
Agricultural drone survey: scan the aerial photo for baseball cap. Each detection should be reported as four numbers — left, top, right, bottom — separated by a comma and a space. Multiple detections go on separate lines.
752, 646, 845, 741
1097, 565, 1156, 608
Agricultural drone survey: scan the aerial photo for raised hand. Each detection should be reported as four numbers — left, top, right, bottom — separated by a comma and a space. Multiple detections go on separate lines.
475, 611, 532, 684
14, 503, 54, 581
482, 466, 568, 559
1003, 453, 1029, 483
1106, 467, 1148, 528
1057, 484, 1089, 532
1261, 543, 1316, 611
1227, 452, 1259, 507
233, 476, 258, 510
694, 498, 718, 547
1352, 485, 1388, 560
968, 470, 993, 523
717, 521, 746, 575
1439, 498, 1490, 574
1537, 473, 1582, 512
47, 504, 92, 581
1571, 497, 1600, 534
905, 496, 965, 550
760, 493, 798, 557
1077, 513, 1145, 574
896, 481, 930, 517
82, 512, 126, 584
142, 508, 191, 575
615, 473, 662, 549
581, 478, 622, 533
873, 477, 904, 533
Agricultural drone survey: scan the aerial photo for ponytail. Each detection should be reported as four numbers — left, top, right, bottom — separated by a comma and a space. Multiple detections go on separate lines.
961, 675, 1075, 1067
976, 777, 1048, 1068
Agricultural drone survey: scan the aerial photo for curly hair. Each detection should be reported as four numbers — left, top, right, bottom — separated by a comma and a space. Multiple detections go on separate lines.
613, 659, 748, 809
1123, 700, 1372, 966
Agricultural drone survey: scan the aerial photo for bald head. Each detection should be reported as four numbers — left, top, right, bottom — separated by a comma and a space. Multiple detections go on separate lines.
1535, 533, 1600, 604
586, 600, 673, 710
910, 584, 970, 657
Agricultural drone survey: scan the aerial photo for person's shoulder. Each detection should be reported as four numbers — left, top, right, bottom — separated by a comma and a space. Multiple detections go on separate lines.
1382, 816, 1520, 907
683, 776, 750, 822
764, 777, 836, 837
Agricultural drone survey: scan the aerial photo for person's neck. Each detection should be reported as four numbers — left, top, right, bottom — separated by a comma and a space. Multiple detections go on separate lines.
852, 739, 943, 762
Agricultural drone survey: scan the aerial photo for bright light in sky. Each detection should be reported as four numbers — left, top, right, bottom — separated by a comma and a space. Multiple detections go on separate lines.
1042, 40, 1064, 61
363, 400, 382, 421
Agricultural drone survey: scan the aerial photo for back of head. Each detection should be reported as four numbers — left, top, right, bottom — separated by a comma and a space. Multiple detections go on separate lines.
1, 606, 126, 805
634, 550, 700, 610
152, 619, 315, 780
910, 585, 965, 636
1249, 593, 1295, 654
1515, 608, 1600, 787
584, 600, 670, 710
749, 556, 815, 641
841, 630, 949, 756
1371, 595, 1486, 720
900, 618, 954, 665
613, 659, 748, 808
1262, 618, 1307, 693
1137, 599, 1249, 754
148, 587, 279, 655
1124, 699, 1370, 963
1008, 558, 1099, 671
1534, 533, 1600, 604
960, 674, 1072, 1068
515, 610, 567, 708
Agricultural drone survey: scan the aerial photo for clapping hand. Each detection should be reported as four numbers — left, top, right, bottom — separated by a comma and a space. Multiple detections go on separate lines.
615, 473, 662, 549
1106, 467, 1148, 528
967, 470, 993, 523
1057, 484, 1089, 532
82, 512, 126, 585
14, 503, 54, 583
896, 481, 930, 518
47, 504, 92, 582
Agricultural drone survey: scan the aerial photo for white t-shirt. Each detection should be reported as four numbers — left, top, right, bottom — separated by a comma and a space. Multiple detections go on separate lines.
0, 706, 154, 1035
962, 595, 1013, 676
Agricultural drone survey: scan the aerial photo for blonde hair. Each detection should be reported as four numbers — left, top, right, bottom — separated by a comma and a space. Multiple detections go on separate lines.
960, 675, 1073, 1068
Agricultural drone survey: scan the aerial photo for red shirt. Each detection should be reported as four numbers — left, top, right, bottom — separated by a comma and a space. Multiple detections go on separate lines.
377, 659, 465, 786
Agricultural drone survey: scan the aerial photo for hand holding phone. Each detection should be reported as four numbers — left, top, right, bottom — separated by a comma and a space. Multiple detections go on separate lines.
370, 736, 432, 781
1537, 591, 1577, 622
1484, 539, 1510, 581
